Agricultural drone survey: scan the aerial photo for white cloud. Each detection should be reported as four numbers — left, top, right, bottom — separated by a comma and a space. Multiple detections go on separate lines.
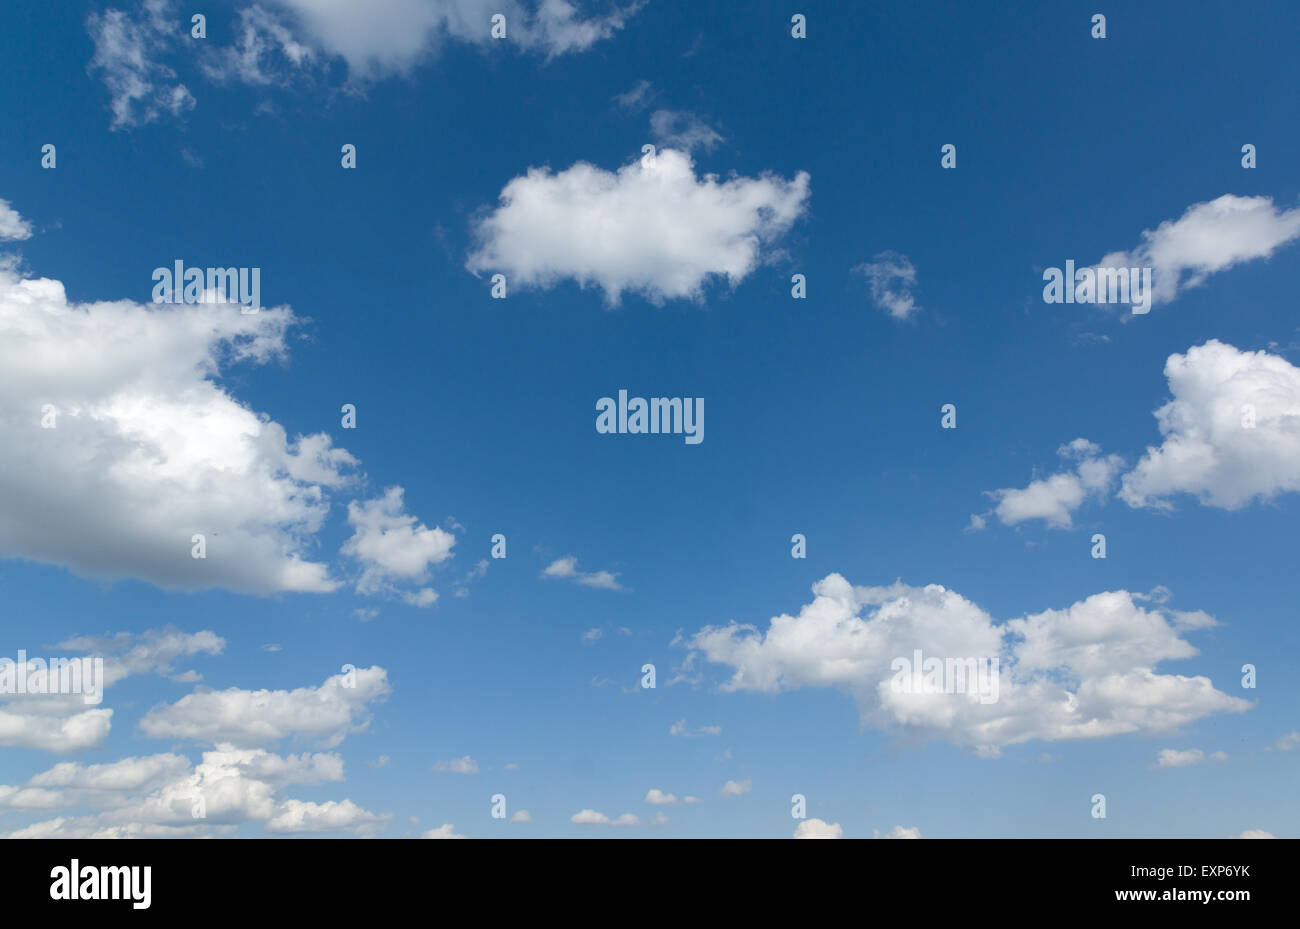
467, 148, 810, 305
644, 788, 677, 805
669, 718, 720, 738
794, 818, 842, 839
650, 110, 723, 154
199, 5, 318, 86
980, 439, 1124, 529
0, 199, 32, 241
0, 628, 222, 753
1120, 340, 1300, 510
342, 487, 455, 605
3, 744, 381, 838
719, 777, 751, 797
570, 808, 642, 826
1273, 732, 1300, 751
854, 251, 920, 320
685, 575, 1249, 757
877, 825, 922, 839
0, 265, 358, 596
266, 798, 388, 834
1155, 748, 1228, 769
422, 823, 467, 838
613, 79, 652, 111
138, 666, 390, 748
432, 756, 479, 775
1235, 829, 1276, 839
1095, 194, 1300, 308
0, 710, 114, 755
509, 810, 532, 823
541, 556, 624, 590
263, 0, 635, 79
86, 2, 196, 129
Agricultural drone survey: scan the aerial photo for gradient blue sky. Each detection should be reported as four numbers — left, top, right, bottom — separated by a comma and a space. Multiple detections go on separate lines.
0, 0, 1297, 838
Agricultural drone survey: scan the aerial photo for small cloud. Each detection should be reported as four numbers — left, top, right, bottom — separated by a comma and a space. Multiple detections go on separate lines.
367, 755, 390, 769
794, 818, 842, 839
581, 628, 605, 644
645, 789, 678, 805
614, 79, 653, 111
509, 810, 532, 823
719, 777, 751, 798
1235, 829, 1276, 839
504, 762, 519, 771
0, 199, 34, 241
854, 251, 921, 320
650, 109, 724, 154
542, 556, 625, 591
875, 825, 922, 839
353, 608, 379, 623
1273, 731, 1300, 751
260, 643, 282, 652
1154, 749, 1228, 769
571, 809, 641, 826
433, 756, 479, 775
670, 718, 720, 738
422, 824, 466, 839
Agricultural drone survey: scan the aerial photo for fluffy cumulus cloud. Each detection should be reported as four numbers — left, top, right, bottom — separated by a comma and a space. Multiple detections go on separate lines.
684, 575, 1249, 757
342, 487, 456, 605
266, 798, 389, 834
3, 745, 385, 837
979, 439, 1124, 530
854, 251, 921, 320
138, 666, 390, 748
978, 341, 1300, 526
0, 264, 362, 595
0, 628, 222, 753
793, 818, 842, 839
1120, 340, 1300, 510
1095, 194, 1300, 308
466, 148, 810, 304
0, 199, 33, 241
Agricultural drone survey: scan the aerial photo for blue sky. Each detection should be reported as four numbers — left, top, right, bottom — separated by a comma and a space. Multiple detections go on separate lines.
0, 0, 1297, 838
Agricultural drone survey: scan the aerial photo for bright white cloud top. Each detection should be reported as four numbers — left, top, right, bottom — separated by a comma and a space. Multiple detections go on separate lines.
1095, 194, 1300, 307
467, 148, 811, 304
976, 340, 1300, 526
685, 574, 1249, 757
1121, 340, 1300, 510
